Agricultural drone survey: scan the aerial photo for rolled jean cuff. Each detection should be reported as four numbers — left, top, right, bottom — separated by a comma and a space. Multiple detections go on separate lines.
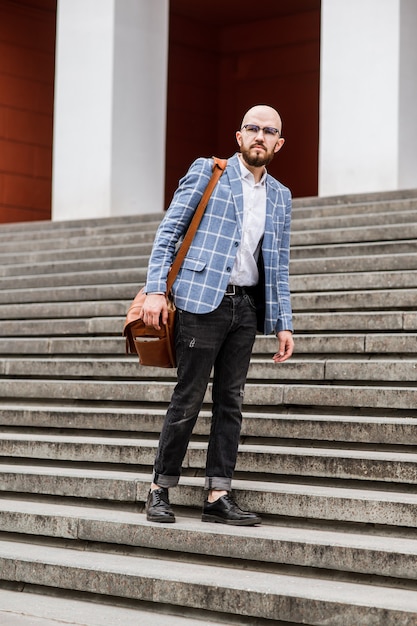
205, 476, 232, 491
152, 473, 179, 488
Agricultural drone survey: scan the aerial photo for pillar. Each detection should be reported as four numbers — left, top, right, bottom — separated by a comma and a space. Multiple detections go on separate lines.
319, 0, 417, 196
52, 0, 169, 220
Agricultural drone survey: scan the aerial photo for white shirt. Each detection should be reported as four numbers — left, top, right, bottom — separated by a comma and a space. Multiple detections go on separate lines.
229, 157, 267, 287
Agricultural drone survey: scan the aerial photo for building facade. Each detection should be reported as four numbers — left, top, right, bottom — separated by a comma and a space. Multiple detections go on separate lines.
0, 0, 416, 224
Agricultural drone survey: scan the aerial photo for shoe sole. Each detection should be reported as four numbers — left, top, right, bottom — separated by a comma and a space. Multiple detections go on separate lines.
146, 514, 176, 523
201, 513, 261, 526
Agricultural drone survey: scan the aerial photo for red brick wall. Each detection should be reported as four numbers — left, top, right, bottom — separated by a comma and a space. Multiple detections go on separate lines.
0, 0, 56, 224
0, 1, 319, 223
165, 13, 220, 208
166, 4, 320, 204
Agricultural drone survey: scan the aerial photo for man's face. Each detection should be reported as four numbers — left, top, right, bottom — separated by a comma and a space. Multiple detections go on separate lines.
236, 112, 285, 168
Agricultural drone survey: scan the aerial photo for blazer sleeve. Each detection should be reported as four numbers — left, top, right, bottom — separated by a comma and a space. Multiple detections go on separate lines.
275, 190, 293, 333
144, 158, 213, 294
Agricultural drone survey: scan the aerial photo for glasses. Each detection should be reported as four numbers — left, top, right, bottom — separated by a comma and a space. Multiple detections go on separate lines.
241, 124, 280, 137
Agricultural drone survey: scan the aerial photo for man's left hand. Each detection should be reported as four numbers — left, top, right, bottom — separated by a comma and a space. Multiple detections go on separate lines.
272, 330, 294, 363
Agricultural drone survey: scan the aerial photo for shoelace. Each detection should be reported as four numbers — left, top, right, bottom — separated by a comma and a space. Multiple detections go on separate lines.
219, 494, 242, 511
153, 489, 169, 506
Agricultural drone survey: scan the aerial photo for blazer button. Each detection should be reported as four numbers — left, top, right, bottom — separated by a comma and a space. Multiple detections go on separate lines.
226, 266, 231, 272
234, 241, 239, 247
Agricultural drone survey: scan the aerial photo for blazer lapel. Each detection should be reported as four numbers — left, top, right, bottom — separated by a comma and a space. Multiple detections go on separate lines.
265, 178, 281, 234
225, 154, 244, 235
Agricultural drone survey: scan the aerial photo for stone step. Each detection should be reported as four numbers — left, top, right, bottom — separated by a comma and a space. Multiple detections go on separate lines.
2, 539, 417, 625
2, 333, 417, 356
0, 336, 125, 356
3, 247, 417, 290
291, 252, 417, 274
0, 231, 157, 255
1, 468, 417, 527
0, 268, 145, 291
289, 333, 417, 354
292, 208, 417, 232
1, 311, 415, 343
2, 282, 417, 313
0, 194, 412, 240
291, 187, 417, 208
0, 587, 212, 626
0, 301, 128, 321
0, 400, 412, 439
1, 249, 417, 278
1, 433, 417, 484
2, 402, 417, 444
0, 196, 410, 245
290, 222, 417, 247
1, 309, 414, 338
0, 255, 149, 278
0, 212, 160, 234
2, 356, 417, 384
291, 269, 417, 292
0, 233, 417, 273
13, 265, 417, 296
1, 237, 414, 272
292, 197, 417, 219
1, 378, 417, 410
2, 220, 416, 260
0, 242, 153, 267
292, 288, 417, 312
295, 310, 416, 331
0, 219, 159, 244
291, 239, 417, 259
0, 317, 124, 336
0, 283, 137, 305
1, 498, 417, 581
1, 194, 417, 625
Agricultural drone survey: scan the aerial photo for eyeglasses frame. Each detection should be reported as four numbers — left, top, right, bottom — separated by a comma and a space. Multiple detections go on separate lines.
240, 124, 281, 137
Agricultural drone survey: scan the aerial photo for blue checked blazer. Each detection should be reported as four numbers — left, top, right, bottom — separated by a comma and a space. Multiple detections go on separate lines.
145, 153, 293, 334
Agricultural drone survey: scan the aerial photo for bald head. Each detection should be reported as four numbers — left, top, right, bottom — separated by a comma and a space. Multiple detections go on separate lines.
236, 104, 285, 172
241, 105, 283, 135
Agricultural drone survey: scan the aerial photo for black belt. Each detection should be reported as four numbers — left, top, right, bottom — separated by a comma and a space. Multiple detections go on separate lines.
225, 285, 254, 296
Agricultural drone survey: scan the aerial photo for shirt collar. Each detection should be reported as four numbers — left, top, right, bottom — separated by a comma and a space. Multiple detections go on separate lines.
238, 155, 267, 186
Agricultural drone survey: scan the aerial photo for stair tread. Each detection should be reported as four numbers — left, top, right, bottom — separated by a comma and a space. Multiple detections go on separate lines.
1, 466, 417, 503
2, 401, 417, 424
2, 497, 417, 556
0, 588, 210, 626
2, 197, 417, 620
2, 432, 417, 461
2, 379, 417, 412
2, 403, 417, 446
1, 538, 417, 617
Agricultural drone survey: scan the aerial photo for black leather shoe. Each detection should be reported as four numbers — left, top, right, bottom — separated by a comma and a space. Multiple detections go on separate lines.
202, 494, 261, 526
146, 487, 175, 523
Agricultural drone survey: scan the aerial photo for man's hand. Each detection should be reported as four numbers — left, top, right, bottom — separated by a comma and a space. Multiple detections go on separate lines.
138, 294, 168, 330
272, 330, 294, 363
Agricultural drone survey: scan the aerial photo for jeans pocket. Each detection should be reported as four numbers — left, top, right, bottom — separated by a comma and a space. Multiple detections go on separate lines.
245, 293, 257, 311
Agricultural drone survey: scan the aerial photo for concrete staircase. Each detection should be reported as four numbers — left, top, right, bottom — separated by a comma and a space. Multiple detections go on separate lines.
1, 189, 417, 625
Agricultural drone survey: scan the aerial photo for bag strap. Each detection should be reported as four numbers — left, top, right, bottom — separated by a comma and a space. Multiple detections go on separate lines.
166, 157, 227, 294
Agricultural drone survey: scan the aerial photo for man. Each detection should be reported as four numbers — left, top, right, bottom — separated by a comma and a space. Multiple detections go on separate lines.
140, 104, 294, 526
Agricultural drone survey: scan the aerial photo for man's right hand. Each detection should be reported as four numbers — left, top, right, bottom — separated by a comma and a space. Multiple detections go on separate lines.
138, 294, 168, 330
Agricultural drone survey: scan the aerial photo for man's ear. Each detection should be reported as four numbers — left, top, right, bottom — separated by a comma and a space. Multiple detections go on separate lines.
274, 138, 285, 154
236, 130, 242, 147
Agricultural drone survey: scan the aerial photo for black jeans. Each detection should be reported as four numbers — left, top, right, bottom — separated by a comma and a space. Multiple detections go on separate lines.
153, 293, 257, 491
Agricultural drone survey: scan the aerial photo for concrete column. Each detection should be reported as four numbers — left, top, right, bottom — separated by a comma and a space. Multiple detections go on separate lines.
399, 0, 417, 189
319, 0, 417, 196
52, 0, 169, 221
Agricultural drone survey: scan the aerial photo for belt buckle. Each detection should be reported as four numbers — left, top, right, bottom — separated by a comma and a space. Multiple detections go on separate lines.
226, 284, 236, 296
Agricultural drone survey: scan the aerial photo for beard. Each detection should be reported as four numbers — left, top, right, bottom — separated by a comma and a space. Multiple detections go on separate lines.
240, 144, 274, 167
